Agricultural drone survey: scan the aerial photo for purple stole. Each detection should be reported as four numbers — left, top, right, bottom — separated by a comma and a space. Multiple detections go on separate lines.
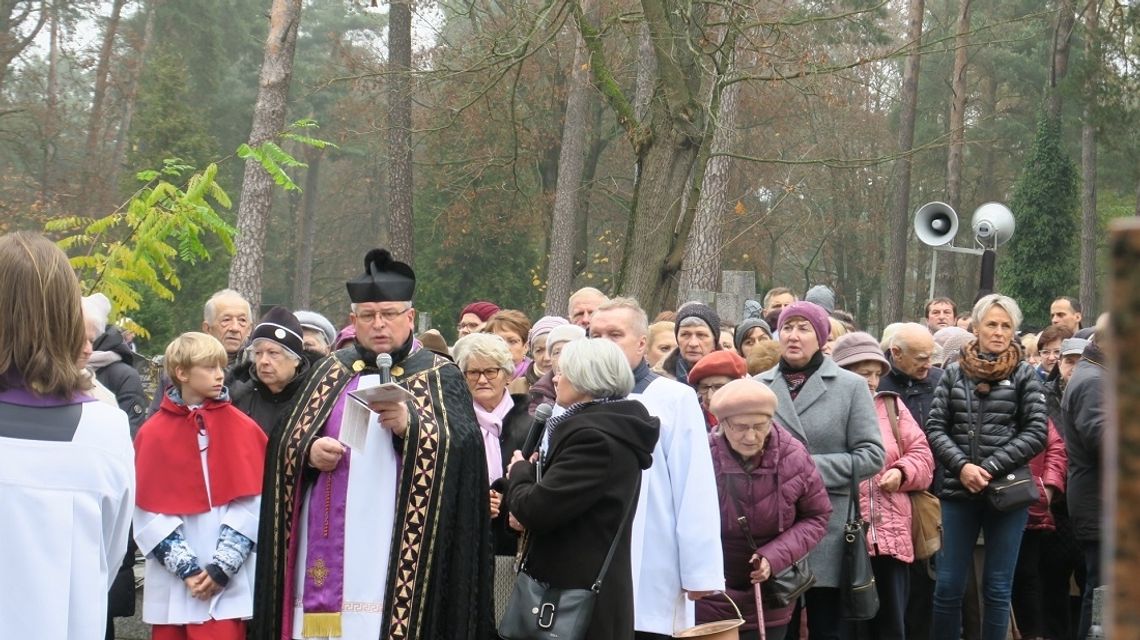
299, 376, 358, 637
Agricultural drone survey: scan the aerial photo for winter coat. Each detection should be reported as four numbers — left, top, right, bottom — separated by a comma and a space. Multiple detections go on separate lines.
229, 352, 317, 436
487, 393, 532, 556
91, 326, 148, 436
526, 370, 555, 415
697, 424, 831, 630
507, 400, 660, 640
878, 360, 944, 430
926, 360, 1049, 502
1026, 420, 1067, 531
1061, 342, 1106, 541
756, 357, 885, 588
859, 393, 935, 563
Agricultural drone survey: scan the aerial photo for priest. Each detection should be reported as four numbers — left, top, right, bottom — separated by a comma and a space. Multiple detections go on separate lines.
252, 249, 494, 640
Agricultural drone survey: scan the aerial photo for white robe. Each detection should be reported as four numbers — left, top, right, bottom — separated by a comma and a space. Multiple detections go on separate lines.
628, 376, 726, 635
134, 423, 261, 624
0, 400, 134, 640
291, 373, 399, 640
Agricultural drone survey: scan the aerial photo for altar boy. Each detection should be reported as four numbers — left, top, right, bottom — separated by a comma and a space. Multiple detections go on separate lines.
133, 332, 267, 640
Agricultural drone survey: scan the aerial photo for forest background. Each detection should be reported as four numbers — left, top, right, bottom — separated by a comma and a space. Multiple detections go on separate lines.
1, 0, 1136, 350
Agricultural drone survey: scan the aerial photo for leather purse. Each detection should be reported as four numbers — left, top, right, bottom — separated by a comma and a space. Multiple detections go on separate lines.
985, 466, 1039, 512
884, 397, 942, 560
841, 473, 879, 621
497, 470, 640, 640
761, 555, 816, 609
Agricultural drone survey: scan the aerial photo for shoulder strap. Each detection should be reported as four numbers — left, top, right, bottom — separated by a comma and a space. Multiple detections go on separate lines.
592, 477, 641, 591
885, 395, 902, 450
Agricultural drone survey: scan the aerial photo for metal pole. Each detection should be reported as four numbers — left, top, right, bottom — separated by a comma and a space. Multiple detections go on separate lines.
928, 248, 939, 301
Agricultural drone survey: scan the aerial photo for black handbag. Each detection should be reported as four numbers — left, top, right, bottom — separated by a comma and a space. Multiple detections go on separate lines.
841, 473, 879, 621
497, 463, 640, 640
762, 555, 816, 609
985, 466, 1039, 512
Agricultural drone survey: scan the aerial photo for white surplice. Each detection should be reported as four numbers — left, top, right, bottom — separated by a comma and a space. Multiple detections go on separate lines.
628, 376, 726, 635
291, 374, 399, 640
0, 401, 134, 640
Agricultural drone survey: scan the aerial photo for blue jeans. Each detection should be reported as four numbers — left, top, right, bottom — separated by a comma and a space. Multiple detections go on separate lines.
931, 498, 1028, 640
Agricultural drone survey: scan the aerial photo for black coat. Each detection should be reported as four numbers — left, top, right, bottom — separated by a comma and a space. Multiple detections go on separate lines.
92, 327, 148, 436
1062, 342, 1106, 541
507, 400, 659, 640
488, 393, 533, 556
229, 352, 317, 436
879, 362, 944, 491
927, 359, 1048, 501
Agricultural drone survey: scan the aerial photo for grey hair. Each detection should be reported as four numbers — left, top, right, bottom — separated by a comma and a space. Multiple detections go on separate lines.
971, 294, 1023, 331
595, 296, 649, 337
557, 338, 635, 399
350, 301, 412, 313
567, 286, 608, 310
203, 289, 251, 325
248, 337, 302, 363
451, 332, 514, 373
890, 322, 933, 352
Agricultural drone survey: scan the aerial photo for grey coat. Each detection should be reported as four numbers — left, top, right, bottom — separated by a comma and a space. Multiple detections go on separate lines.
756, 357, 885, 587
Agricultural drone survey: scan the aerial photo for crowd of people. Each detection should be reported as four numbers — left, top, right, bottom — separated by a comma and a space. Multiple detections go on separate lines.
0, 229, 1111, 640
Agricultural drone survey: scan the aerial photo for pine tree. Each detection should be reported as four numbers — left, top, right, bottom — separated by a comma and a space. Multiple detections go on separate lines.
997, 114, 1079, 327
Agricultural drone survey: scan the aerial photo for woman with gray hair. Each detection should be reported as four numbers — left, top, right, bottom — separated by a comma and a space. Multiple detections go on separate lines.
452, 332, 533, 556
505, 339, 660, 640
926, 294, 1048, 640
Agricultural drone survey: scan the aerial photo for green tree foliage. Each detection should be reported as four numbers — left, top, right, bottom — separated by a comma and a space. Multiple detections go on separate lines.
998, 115, 1079, 327
46, 160, 236, 337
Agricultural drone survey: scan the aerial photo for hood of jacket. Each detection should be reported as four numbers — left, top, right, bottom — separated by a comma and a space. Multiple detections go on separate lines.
92, 326, 133, 363
560, 400, 660, 470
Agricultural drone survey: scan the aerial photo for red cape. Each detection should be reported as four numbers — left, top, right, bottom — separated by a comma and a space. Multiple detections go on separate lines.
135, 394, 268, 514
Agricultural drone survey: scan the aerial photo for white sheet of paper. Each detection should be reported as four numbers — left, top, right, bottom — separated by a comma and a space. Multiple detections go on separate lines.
339, 379, 415, 450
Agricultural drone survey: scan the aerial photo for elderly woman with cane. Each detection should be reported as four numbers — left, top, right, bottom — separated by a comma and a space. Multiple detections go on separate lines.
696, 379, 832, 640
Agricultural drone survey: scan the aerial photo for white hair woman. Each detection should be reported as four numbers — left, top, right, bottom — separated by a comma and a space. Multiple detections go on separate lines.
506, 339, 659, 640
926, 294, 1048, 640
452, 332, 533, 556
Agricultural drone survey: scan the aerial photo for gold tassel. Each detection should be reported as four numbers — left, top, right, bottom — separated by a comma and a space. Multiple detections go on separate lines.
302, 612, 342, 638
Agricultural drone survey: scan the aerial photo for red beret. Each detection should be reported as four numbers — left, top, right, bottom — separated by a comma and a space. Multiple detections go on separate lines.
459, 301, 501, 322
687, 350, 748, 385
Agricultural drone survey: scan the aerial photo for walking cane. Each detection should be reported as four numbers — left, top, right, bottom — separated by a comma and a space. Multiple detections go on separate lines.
753, 579, 766, 640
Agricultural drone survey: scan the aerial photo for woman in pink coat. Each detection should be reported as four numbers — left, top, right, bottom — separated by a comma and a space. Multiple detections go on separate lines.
833, 332, 935, 640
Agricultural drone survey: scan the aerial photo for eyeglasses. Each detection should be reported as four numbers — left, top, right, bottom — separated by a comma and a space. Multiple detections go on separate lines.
356, 307, 411, 325
723, 419, 771, 435
457, 321, 482, 331
697, 381, 728, 395
464, 368, 504, 383
1039, 349, 1062, 358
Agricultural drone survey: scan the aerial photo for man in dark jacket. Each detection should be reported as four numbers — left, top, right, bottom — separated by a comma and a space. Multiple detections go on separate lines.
1062, 326, 1107, 640
91, 325, 149, 435
230, 306, 317, 436
877, 321, 944, 640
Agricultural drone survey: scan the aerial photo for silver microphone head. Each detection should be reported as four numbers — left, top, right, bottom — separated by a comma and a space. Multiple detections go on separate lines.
534, 403, 553, 422
376, 353, 393, 369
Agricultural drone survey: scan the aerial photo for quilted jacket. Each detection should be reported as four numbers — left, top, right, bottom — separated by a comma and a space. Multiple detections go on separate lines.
859, 393, 935, 563
926, 360, 1049, 501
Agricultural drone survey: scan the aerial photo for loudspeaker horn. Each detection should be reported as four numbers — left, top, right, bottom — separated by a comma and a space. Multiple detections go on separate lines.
914, 201, 959, 247
971, 202, 1015, 247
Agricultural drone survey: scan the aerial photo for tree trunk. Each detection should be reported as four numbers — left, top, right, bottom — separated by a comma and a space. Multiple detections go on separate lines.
543, 0, 594, 316
0, 0, 49, 90
109, 0, 159, 195
387, 0, 414, 264
228, 0, 303, 312
292, 148, 322, 310
1047, 0, 1076, 120
82, 0, 126, 216
940, 0, 971, 298
40, 0, 59, 204
1079, 1, 1099, 316
976, 67, 998, 202
884, 0, 925, 323
634, 22, 655, 123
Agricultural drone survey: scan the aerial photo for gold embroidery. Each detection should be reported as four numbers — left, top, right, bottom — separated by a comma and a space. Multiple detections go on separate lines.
307, 558, 330, 587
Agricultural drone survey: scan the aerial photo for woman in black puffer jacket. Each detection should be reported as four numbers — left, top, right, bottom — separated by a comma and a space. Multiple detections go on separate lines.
926, 294, 1047, 640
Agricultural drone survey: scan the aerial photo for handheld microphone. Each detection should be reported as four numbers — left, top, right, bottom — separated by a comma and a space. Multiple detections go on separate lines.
376, 353, 393, 385
521, 403, 554, 459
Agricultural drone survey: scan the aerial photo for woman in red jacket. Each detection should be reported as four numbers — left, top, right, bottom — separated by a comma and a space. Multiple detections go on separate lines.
833, 332, 935, 640
1010, 420, 1067, 640
696, 378, 831, 640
